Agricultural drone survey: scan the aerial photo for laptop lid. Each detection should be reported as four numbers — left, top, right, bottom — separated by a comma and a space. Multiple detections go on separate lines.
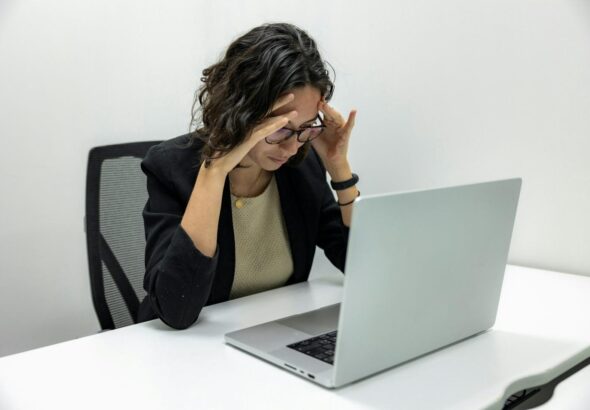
332, 178, 521, 387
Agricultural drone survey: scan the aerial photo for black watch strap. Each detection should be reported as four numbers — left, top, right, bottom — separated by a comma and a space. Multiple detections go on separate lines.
330, 173, 359, 191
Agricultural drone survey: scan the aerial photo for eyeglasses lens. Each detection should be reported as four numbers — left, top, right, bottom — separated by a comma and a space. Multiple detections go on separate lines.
301, 127, 322, 142
266, 123, 324, 144
266, 128, 293, 144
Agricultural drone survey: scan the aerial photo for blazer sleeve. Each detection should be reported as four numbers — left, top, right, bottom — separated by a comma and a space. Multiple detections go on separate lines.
141, 144, 219, 329
313, 154, 350, 273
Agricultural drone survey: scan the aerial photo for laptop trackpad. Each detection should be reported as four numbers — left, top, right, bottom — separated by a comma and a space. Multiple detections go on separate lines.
277, 303, 340, 336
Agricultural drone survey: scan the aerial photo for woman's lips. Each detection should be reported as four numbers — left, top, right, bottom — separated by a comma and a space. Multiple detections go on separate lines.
269, 156, 288, 164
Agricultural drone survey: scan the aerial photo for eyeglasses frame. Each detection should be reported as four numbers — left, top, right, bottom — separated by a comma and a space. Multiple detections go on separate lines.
265, 114, 326, 145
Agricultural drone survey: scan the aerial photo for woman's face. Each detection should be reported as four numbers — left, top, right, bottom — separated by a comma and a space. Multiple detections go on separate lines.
245, 85, 322, 171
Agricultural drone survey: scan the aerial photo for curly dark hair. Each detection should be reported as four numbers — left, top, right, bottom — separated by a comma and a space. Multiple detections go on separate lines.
189, 22, 335, 167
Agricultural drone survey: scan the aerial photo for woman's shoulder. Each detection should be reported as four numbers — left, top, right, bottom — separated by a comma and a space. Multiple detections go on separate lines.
147, 133, 202, 161
144, 133, 203, 168
142, 133, 204, 193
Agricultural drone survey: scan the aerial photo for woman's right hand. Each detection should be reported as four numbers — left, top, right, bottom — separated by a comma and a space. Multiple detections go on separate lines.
204, 93, 298, 175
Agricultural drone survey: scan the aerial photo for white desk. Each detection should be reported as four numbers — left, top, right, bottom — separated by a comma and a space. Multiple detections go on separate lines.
537, 359, 590, 409
1, 265, 589, 410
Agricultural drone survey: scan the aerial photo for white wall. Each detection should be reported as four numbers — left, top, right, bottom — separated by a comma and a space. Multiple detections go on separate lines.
1, 0, 589, 357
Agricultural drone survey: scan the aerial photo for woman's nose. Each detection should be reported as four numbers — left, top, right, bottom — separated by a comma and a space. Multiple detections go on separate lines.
280, 136, 303, 155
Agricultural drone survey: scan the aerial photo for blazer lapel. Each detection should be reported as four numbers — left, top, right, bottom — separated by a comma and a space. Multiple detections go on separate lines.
276, 168, 307, 284
207, 175, 236, 304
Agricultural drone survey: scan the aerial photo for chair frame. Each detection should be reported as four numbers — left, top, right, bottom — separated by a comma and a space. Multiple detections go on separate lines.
85, 141, 161, 330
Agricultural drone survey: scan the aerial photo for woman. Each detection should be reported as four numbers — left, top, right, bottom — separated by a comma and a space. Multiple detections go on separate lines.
138, 22, 359, 329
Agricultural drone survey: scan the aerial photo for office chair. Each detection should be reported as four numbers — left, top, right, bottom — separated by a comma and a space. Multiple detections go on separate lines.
85, 141, 162, 330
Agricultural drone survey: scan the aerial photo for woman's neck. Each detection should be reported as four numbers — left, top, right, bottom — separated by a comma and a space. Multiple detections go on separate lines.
229, 164, 271, 198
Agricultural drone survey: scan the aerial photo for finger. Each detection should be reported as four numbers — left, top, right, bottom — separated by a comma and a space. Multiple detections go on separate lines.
253, 110, 297, 140
320, 101, 340, 119
259, 109, 298, 130
318, 101, 331, 119
343, 110, 357, 133
320, 101, 345, 125
271, 93, 295, 113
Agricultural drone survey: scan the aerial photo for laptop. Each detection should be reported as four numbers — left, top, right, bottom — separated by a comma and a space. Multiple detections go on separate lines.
224, 178, 522, 388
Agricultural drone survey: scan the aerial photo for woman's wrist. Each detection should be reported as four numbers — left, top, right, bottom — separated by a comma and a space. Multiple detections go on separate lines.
326, 160, 352, 182
199, 160, 229, 185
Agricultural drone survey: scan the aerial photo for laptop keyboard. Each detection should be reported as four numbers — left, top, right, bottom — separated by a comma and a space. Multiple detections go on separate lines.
287, 331, 337, 364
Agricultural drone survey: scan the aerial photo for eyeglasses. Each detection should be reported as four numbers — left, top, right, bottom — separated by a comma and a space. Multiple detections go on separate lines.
265, 115, 326, 144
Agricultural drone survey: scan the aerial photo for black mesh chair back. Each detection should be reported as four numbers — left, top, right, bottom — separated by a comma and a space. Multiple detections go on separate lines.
85, 141, 162, 330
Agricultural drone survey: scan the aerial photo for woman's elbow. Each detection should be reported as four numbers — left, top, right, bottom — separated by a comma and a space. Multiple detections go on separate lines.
148, 292, 203, 330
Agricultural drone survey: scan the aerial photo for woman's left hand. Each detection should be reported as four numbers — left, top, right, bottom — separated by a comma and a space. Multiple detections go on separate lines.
310, 100, 357, 171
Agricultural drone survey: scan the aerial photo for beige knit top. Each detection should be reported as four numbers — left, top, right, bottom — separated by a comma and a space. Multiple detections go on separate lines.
229, 175, 294, 299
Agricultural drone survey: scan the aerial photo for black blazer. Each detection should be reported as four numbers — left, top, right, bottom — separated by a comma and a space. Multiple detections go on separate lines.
137, 134, 349, 329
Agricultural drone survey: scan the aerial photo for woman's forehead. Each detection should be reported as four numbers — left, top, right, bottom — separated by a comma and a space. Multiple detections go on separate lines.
272, 86, 321, 123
